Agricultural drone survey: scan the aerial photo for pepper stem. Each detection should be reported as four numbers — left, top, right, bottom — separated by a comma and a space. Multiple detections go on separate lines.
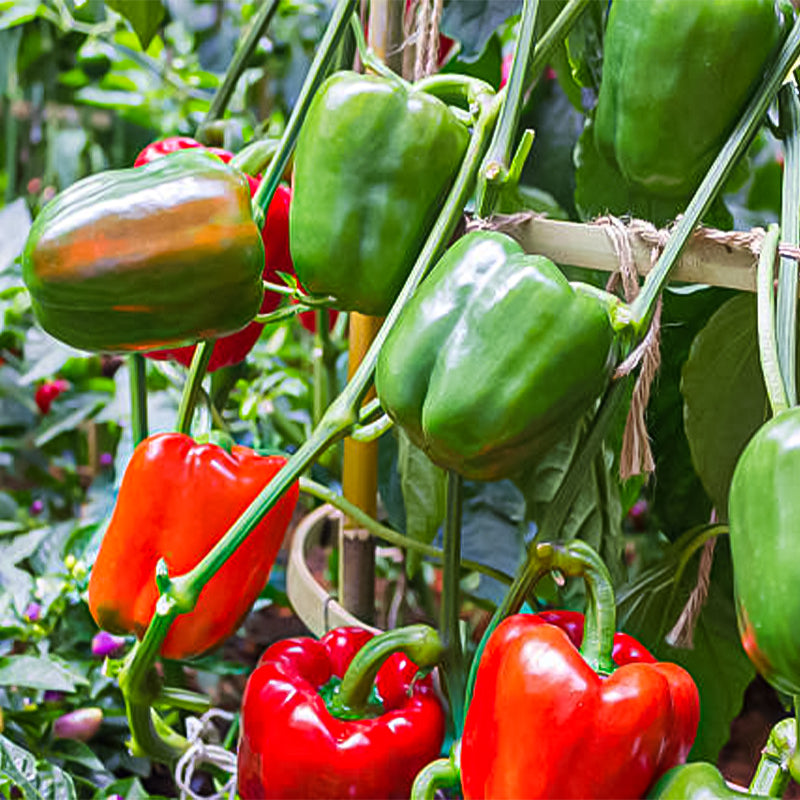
410, 757, 460, 800
750, 716, 795, 797
128, 354, 148, 446
329, 625, 445, 716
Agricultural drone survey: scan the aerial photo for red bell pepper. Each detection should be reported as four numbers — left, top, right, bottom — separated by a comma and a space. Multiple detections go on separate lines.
88, 433, 299, 659
238, 624, 446, 799
34, 379, 69, 414
460, 541, 700, 800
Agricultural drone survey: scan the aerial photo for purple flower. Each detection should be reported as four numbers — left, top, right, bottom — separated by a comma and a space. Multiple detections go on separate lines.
99, 452, 113, 467
23, 602, 41, 622
43, 690, 65, 703
53, 707, 103, 742
91, 631, 126, 659
29, 499, 45, 516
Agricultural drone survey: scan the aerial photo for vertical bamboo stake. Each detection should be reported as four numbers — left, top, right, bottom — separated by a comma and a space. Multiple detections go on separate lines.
339, 0, 406, 624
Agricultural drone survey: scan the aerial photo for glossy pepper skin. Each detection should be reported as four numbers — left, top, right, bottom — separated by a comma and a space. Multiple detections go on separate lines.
376, 231, 628, 481
648, 763, 768, 800
460, 614, 700, 799
87, 433, 298, 659
237, 626, 446, 799
594, 0, 783, 197
729, 407, 800, 694
22, 151, 265, 353
289, 71, 469, 316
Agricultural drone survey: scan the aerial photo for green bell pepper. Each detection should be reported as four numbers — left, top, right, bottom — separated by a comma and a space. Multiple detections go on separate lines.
375, 231, 631, 481
23, 150, 264, 353
729, 407, 800, 694
648, 763, 769, 800
289, 70, 469, 316
594, 0, 784, 197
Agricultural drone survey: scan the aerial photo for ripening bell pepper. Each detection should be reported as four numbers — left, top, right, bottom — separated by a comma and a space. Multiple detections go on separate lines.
648, 763, 770, 800
88, 433, 298, 659
729, 407, 800, 694
594, 0, 784, 197
289, 71, 469, 316
22, 150, 264, 353
375, 231, 631, 481
237, 625, 446, 800
460, 541, 699, 800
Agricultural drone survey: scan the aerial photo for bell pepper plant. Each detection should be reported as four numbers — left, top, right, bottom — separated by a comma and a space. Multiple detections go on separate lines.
238, 624, 446, 799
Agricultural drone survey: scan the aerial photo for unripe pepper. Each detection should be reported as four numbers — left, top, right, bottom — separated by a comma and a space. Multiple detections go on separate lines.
238, 625, 446, 800
649, 763, 769, 799
22, 151, 264, 353
88, 433, 299, 659
729, 407, 800, 694
376, 231, 631, 481
289, 71, 469, 316
594, 0, 784, 197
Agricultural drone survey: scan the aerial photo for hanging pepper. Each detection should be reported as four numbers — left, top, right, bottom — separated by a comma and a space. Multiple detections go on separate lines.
460, 541, 699, 800
594, 0, 785, 197
289, 70, 470, 316
22, 151, 265, 353
88, 433, 298, 659
729, 407, 800, 694
238, 625, 446, 799
376, 231, 632, 480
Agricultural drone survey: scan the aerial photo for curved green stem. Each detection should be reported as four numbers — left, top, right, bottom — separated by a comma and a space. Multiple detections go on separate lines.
175, 340, 212, 435
441, 471, 466, 737
199, 0, 280, 132
631, 17, 800, 328
251, 0, 359, 227
750, 716, 795, 796
777, 82, 800, 406
757, 224, 788, 416
350, 413, 394, 442
128, 354, 148, 446
410, 757, 460, 800
118, 78, 500, 765
299, 477, 513, 586
349, 13, 408, 85
475, 0, 539, 216
330, 625, 444, 716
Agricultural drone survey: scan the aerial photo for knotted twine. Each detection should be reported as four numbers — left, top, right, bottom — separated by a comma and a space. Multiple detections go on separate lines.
174, 709, 237, 800
405, 0, 444, 80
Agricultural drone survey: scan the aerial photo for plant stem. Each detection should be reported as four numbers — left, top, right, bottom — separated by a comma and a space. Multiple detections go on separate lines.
118, 85, 501, 763
777, 82, 800, 406
441, 471, 466, 736
175, 341, 212, 435
299, 476, 513, 585
129, 354, 148, 446
201, 0, 280, 129
410, 758, 460, 800
757, 224, 788, 416
250, 0, 359, 226
750, 716, 795, 796
631, 17, 800, 328
475, 0, 539, 216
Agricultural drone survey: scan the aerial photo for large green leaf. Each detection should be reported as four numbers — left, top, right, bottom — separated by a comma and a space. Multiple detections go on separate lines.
0, 654, 89, 692
682, 295, 767, 516
105, 0, 165, 51
617, 536, 754, 762
440, 0, 521, 60
397, 429, 447, 578
0, 734, 77, 800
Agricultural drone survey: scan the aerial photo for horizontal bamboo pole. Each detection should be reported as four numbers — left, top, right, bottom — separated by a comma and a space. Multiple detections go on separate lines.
492, 215, 768, 293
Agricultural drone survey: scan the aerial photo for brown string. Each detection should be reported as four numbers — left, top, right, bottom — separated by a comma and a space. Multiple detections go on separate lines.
666, 524, 718, 649
410, 0, 443, 81
596, 215, 665, 480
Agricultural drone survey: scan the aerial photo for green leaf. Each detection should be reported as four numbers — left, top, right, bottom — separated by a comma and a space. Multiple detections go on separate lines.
0, 654, 89, 692
0, 734, 77, 800
0, 0, 43, 30
517, 427, 627, 585
617, 536, 754, 762
48, 740, 106, 774
441, 0, 521, 60
105, 0, 165, 51
648, 287, 734, 538
0, 200, 31, 274
682, 295, 767, 515
564, 0, 605, 93
397, 430, 447, 578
